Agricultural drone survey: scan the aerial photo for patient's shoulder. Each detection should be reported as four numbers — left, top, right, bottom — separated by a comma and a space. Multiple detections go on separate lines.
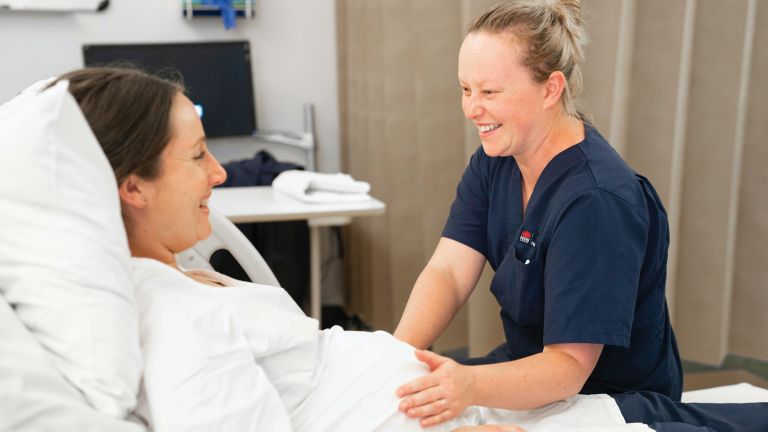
130, 258, 217, 317
180, 266, 305, 316
130, 258, 305, 318
130, 257, 186, 285
131, 258, 223, 296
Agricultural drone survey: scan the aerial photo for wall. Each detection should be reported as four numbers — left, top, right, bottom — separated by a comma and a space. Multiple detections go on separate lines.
0, 0, 341, 171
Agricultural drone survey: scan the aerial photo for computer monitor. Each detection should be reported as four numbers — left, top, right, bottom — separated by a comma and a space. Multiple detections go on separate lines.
83, 41, 257, 138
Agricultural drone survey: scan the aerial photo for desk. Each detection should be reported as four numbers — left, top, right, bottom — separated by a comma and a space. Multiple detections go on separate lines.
210, 186, 386, 321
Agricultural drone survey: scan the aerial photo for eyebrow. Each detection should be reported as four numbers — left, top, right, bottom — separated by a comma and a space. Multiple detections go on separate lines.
458, 78, 492, 86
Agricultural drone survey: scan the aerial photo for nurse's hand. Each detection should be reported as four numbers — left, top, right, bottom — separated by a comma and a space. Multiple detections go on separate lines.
396, 349, 476, 427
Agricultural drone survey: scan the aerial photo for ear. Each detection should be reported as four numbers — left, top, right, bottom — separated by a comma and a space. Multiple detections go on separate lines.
118, 174, 149, 209
543, 71, 567, 110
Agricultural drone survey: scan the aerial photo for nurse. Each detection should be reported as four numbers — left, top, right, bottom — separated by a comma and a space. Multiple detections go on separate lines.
394, 0, 683, 428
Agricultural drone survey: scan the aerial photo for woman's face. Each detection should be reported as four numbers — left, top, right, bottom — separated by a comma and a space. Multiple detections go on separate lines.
137, 93, 227, 255
458, 31, 547, 158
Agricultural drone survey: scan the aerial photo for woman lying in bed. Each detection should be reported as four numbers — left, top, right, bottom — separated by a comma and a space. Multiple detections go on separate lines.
54, 67, 766, 432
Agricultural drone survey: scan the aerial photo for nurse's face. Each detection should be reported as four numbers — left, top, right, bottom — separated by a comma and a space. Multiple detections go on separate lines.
138, 93, 227, 254
458, 31, 547, 158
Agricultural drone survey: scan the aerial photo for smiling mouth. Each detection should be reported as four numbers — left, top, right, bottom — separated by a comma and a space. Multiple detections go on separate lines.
478, 124, 502, 133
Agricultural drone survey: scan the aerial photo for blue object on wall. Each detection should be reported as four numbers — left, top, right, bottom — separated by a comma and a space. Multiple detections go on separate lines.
182, 0, 253, 30
206, 0, 235, 29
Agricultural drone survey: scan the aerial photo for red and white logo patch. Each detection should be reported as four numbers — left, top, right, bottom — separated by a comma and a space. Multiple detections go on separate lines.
518, 229, 537, 248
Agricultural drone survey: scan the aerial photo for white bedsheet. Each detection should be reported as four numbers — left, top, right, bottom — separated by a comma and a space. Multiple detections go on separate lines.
682, 383, 768, 403
292, 328, 651, 432
132, 258, 652, 432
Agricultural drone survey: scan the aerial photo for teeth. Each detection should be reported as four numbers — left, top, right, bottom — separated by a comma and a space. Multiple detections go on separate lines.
200, 199, 209, 206
479, 124, 501, 133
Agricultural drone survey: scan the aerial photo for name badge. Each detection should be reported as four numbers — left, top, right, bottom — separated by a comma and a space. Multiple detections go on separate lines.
514, 229, 538, 265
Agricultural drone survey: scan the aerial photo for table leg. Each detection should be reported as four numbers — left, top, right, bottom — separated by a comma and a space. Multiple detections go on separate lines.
310, 224, 321, 321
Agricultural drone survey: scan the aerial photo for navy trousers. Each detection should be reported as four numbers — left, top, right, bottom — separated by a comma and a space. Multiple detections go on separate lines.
614, 391, 768, 432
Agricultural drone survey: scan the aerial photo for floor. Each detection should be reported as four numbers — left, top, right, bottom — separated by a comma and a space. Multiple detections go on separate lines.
683, 354, 768, 391
684, 369, 768, 391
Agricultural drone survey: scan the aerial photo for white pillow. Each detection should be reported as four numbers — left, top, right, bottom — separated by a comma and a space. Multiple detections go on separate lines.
0, 80, 141, 417
0, 295, 145, 432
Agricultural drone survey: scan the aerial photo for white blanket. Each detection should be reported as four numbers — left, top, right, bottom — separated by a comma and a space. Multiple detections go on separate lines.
132, 258, 649, 432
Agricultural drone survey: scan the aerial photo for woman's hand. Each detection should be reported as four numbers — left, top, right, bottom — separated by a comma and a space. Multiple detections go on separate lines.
396, 349, 476, 427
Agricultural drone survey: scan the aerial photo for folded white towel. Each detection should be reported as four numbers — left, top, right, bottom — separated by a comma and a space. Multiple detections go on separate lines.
272, 170, 372, 203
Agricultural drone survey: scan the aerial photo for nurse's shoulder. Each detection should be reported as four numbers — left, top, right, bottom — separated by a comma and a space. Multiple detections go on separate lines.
573, 125, 646, 211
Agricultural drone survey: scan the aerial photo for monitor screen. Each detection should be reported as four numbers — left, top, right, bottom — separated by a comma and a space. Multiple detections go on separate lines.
83, 41, 256, 138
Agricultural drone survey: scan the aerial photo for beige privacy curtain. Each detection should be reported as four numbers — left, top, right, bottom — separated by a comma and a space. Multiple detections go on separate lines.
337, 0, 768, 365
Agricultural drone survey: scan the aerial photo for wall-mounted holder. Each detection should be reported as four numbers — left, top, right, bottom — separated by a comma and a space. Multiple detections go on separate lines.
182, 0, 254, 29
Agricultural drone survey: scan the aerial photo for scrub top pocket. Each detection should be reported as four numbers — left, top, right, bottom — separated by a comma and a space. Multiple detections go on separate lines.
491, 245, 545, 327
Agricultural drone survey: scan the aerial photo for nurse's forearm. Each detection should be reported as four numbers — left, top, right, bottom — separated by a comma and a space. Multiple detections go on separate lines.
394, 266, 464, 349
468, 347, 598, 410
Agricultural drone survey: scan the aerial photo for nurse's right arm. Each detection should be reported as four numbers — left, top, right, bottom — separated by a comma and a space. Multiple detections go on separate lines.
394, 237, 486, 349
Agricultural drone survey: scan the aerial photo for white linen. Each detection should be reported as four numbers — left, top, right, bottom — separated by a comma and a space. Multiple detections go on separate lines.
272, 169, 372, 203
480, 395, 653, 432
0, 294, 145, 432
132, 258, 302, 431
292, 329, 642, 432
133, 259, 643, 431
376, 394, 654, 431
682, 383, 768, 403
0, 79, 141, 417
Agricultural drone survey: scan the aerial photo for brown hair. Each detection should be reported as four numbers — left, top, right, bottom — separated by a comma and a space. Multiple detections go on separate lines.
469, 0, 588, 118
50, 67, 184, 184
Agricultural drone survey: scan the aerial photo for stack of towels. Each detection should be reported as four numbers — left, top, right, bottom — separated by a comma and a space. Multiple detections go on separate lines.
272, 170, 371, 203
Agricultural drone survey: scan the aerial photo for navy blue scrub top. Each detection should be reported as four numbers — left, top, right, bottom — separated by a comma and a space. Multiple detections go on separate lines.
443, 124, 682, 399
